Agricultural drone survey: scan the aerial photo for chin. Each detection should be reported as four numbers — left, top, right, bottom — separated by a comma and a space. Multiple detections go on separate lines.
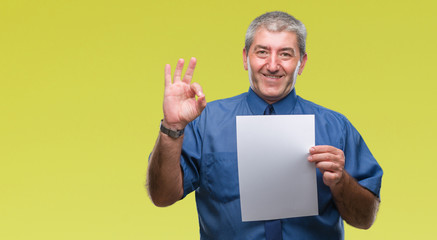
260, 93, 282, 103
262, 88, 292, 102
261, 89, 284, 98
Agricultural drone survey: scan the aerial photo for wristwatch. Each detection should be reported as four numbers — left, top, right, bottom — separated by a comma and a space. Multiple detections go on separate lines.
160, 120, 185, 138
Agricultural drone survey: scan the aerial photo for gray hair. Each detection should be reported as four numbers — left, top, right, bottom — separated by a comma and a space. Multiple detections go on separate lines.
245, 11, 307, 60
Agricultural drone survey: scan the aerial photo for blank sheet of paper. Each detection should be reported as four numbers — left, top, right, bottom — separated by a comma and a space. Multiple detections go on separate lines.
236, 115, 318, 221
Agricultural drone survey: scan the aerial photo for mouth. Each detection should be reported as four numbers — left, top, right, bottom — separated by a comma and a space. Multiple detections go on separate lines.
262, 73, 283, 80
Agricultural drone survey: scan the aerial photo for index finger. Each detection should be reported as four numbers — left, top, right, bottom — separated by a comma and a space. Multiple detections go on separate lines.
182, 57, 197, 84
309, 145, 342, 155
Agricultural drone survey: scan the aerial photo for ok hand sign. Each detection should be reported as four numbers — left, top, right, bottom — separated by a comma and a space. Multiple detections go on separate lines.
162, 57, 206, 130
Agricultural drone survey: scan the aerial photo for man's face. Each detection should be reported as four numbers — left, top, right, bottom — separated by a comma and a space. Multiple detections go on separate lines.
243, 27, 307, 104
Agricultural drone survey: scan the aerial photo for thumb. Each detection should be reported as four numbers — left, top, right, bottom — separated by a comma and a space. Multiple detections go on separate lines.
191, 83, 207, 111
191, 82, 204, 98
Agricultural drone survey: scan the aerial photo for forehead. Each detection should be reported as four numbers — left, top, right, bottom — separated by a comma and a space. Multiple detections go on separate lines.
251, 27, 298, 51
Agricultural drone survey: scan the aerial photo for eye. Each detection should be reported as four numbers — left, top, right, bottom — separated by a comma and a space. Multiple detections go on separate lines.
256, 50, 269, 58
280, 52, 292, 58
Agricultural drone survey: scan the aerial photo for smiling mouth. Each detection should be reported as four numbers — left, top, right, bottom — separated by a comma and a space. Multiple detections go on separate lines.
263, 74, 283, 79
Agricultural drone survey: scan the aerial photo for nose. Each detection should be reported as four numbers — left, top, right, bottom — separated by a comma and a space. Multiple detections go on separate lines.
266, 54, 279, 72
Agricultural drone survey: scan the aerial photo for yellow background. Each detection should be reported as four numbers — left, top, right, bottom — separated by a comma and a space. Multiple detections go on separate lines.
1, 0, 436, 239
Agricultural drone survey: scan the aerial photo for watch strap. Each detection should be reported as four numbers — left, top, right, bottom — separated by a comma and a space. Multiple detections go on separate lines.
160, 120, 184, 138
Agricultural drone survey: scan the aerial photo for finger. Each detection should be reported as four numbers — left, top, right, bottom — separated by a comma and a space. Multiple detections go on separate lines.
191, 82, 207, 112
164, 64, 171, 87
173, 58, 185, 83
315, 161, 343, 173
191, 82, 204, 98
323, 171, 343, 187
197, 95, 207, 112
309, 153, 345, 171
183, 57, 197, 84
310, 145, 342, 155
308, 152, 336, 163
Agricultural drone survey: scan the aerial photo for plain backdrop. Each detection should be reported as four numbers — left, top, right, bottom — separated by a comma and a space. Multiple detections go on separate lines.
1, 0, 436, 239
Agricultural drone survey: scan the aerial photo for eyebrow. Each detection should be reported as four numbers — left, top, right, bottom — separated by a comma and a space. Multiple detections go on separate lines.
253, 45, 269, 50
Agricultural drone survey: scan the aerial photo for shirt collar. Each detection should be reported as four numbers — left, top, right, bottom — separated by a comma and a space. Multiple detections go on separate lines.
246, 88, 298, 115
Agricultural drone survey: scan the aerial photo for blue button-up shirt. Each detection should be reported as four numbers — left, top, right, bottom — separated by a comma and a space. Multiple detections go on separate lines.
180, 88, 383, 240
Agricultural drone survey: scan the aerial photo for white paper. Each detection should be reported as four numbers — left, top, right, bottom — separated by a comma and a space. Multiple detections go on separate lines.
236, 115, 318, 221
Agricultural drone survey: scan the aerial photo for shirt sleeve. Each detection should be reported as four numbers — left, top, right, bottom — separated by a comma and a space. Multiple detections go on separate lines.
180, 117, 203, 198
342, 120, 383, 198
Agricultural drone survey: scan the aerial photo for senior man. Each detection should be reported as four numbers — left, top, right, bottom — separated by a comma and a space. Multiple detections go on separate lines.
147, 11, 383, 240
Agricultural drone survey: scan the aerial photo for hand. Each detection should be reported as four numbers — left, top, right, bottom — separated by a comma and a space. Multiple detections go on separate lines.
162, 57, 206, 130
308, 145, 345, 188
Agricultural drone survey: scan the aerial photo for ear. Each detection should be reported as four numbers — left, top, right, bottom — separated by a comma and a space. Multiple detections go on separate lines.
298, 53, 308, 75
243, 48, 248, 71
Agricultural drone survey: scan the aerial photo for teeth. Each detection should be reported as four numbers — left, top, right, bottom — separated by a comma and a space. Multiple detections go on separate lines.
264, 74, 281, 79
